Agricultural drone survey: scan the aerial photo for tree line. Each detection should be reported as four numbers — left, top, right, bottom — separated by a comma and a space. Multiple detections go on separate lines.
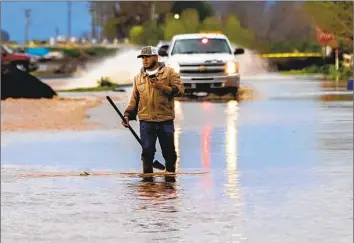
89, 1, 352, 53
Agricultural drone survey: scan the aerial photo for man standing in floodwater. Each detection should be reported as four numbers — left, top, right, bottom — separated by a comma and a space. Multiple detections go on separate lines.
122, 46, 185, 174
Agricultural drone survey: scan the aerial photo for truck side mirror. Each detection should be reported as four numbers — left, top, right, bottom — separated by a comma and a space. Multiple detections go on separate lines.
158, 46, 168, 57
234, 48, 245, 55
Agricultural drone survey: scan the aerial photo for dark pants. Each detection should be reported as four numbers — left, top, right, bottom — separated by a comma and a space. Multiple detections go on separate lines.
140, 120, 177, 173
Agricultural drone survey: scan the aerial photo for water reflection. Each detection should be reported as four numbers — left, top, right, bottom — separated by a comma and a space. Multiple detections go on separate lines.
134, 181, 178, 210
127, 180, 181, 236
315, 101, 353, 154
174, 101, 182, 171
225, 100, 240, 201
201, 124, 212, 170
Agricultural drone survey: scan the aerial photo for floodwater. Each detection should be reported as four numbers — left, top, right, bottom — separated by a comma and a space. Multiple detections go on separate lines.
1, 74, 353, 243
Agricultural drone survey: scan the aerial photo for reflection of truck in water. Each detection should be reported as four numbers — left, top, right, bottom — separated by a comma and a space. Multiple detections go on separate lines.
1, 45, 38, 72
157, 33, 244, 97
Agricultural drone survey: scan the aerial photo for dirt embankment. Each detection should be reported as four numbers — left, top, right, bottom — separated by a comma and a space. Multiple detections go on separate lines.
1, 97, 103, 131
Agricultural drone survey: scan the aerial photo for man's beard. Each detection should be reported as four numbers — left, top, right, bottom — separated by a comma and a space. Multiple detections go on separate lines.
146, 60, 157, 70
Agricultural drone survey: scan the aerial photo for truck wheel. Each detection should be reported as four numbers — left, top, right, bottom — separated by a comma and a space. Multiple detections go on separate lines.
228, 87, 238, 99
14, 62, 30, 72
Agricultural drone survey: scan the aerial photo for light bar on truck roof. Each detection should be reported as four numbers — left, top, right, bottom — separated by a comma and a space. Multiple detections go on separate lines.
201, 38, 209, 44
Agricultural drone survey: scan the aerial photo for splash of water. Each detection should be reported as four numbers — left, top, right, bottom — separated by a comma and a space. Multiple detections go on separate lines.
60, 47, 143, 89
230, 43, 270, 77
60, 44, 270, 90
238, 50, 271, 76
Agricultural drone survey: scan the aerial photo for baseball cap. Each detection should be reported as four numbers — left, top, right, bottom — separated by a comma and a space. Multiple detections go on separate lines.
137, 46, 158, 58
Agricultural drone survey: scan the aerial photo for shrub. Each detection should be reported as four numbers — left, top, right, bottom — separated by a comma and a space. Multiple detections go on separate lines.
181, 8, 200, 33
129, 25, 145, 45
199, 16, 223, 32
97, 77, 115, 87
164, 14, 187, 40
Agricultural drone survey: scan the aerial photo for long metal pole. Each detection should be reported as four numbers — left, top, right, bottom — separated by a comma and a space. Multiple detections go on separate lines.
24, 9, 31, 44
68, 1, 71, 41
151, 1, 155, 21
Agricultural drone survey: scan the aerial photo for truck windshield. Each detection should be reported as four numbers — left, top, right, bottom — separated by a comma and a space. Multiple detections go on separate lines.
171, 38, 232, 55
2, 45, 14, 54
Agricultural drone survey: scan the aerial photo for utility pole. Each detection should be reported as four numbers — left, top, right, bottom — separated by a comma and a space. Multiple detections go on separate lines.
92, 10, 96, 41
67, 1, 72, 41
150, 1, 156, 21
89, 3, 96, 41
24, 9, 31, 44
55, 27, 59, 38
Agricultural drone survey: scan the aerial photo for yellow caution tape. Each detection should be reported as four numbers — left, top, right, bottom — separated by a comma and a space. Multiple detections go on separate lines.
260, 53, 322, 58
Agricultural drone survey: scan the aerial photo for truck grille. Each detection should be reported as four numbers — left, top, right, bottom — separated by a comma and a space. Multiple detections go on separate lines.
180, 63, 225, 75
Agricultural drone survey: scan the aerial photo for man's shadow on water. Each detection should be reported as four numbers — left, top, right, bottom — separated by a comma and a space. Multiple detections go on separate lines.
131, 175, 179, 212
142, 174, 176, 183
127, 175, 181, 234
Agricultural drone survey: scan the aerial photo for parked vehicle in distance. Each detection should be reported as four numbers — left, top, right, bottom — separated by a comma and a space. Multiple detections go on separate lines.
1, 44, 39, 72
157, 32, 245, 98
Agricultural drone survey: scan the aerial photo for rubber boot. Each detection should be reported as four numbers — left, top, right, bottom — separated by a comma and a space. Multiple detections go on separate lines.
153, 160, 166, 170
142, 160, 153, 174
165, 160, 176, 173
164, 160, 176, 182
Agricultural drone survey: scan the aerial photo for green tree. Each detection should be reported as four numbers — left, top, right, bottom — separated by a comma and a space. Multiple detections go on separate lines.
90, 1, 172, 40
304, 1, 353, 52
199, 16, 223, 32
164, 14, 187, 40
129, 25, 144, 44
118, 1, 172, 24
180, 8, 200, 33
102, 17, 121, 41
141, 20, 165, 45
223, 15, 255, 48
171, 1, 214, 21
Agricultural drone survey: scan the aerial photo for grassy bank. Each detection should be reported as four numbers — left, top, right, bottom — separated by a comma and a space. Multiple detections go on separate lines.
59, 86, 119, 92
58, 77, 121, 92
281, 64, 353, 82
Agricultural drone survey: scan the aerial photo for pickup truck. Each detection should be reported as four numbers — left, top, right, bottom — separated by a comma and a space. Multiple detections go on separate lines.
157, 33, 244, 97
1, 44, 38, 72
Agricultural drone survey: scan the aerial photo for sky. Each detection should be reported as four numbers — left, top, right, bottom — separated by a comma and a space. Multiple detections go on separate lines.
1, 1, 91, 43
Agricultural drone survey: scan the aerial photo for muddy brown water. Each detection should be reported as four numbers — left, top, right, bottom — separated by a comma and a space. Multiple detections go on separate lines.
1, 74, 352, 243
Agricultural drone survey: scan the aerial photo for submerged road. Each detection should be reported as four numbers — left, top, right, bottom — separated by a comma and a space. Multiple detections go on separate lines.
1, 74, 353, 243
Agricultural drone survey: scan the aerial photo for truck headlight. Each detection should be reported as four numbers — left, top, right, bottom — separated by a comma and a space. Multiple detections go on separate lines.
167, 61, 180, 74
225, 61, 239, 74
